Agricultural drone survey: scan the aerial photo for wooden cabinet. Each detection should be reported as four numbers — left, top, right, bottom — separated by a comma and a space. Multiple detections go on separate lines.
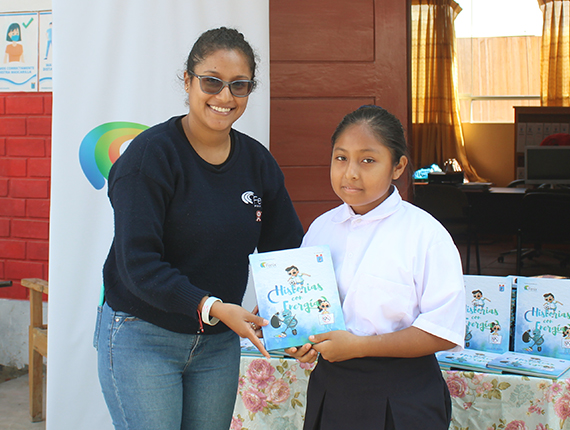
514, 106, 570, 179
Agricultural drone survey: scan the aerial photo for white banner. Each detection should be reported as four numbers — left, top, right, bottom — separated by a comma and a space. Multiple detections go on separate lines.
50, 1, 269, 428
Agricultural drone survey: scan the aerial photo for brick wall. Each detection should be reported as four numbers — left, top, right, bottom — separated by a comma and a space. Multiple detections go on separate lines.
0, 92, 51, 299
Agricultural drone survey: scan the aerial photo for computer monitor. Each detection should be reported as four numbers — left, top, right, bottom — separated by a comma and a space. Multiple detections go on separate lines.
525, 146, 570, 185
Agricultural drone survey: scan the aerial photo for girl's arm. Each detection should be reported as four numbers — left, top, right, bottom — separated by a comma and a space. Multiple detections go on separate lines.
288, 327, 456, 363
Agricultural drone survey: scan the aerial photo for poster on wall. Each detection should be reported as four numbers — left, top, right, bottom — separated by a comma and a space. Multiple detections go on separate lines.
38, 11, 52, 91
0, 12, 38, 91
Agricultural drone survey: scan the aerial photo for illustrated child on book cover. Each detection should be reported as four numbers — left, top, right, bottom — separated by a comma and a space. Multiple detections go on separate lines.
286, 265, 311, 287
543, 292, 563, 312
489, 321, 502, 346
471, 290, 491, 309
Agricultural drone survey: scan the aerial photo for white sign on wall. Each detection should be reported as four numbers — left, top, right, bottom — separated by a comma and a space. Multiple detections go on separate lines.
0, 12, 38, 91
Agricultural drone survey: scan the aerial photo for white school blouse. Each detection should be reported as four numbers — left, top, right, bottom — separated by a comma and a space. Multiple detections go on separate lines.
302, 187, 465, 350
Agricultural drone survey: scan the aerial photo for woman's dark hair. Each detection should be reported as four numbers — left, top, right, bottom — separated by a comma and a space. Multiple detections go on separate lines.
185, 27, 258, 85
6, 23, 21, 42
331, 105, 410, 166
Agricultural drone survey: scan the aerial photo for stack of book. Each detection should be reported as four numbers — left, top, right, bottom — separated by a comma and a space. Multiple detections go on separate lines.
436, 275, 570, 379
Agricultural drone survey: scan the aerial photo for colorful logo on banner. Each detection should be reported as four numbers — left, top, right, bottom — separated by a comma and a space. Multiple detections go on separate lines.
79, 122, 149, 190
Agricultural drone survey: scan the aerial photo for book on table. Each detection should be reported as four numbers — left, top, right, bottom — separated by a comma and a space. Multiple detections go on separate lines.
513, 277, 570, 360
486, 351, 570, 379
464, 275, 513, 354
436, 349, 503, 374
249, 245, 346, 352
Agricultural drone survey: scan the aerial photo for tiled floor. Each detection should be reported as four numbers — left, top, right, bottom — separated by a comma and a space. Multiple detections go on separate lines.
0, 235, 568, 429
457, 234, 570, 279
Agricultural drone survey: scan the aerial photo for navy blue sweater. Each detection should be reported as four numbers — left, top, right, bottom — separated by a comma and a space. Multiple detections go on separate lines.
103, 116, 304, 334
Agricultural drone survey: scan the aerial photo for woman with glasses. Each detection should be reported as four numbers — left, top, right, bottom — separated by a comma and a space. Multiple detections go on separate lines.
96, 27, 303, 430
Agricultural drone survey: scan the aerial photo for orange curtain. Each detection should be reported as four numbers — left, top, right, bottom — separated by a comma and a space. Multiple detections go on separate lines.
538, 0, 570, 106
411, 0, 485, 182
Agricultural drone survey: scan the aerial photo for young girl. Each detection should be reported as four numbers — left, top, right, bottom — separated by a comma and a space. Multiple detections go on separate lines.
288, 105, 465, 429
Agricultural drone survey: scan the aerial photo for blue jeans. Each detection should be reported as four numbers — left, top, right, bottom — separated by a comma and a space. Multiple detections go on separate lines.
95, 303, 240, 430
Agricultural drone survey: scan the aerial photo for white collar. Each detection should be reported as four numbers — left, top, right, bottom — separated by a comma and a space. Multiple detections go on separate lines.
331, 185, 403, 224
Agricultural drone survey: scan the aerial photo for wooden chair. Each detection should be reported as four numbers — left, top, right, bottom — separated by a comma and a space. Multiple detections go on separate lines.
20, 278, 48, 422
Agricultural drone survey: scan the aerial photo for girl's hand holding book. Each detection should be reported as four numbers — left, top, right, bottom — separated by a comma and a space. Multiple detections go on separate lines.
310, 330, 364, 363
285, 343, 318, 363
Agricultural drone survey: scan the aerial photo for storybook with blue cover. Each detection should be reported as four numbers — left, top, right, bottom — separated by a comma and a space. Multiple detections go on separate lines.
249, 245, 346, 351
464, 275, 513, 353
436, 349, 503, 374
514, 277, 570, 359
486, 351, 570, 379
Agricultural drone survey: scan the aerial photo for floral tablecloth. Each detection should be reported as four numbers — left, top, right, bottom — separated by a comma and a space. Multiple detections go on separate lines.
232, 355, 314, 430
232, 356, 570, 430
444, 371, 570, 430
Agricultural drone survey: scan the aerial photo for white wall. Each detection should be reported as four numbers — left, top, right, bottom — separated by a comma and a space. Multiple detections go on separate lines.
0, 299, 47, 368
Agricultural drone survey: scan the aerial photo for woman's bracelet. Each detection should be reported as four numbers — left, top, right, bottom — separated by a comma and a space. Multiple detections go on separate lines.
201, 296, 222, 326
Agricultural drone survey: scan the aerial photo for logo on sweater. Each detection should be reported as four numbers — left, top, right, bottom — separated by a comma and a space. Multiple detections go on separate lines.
242, 191, 262, 222
79, 122, 149, 190
241, 191, 262, 207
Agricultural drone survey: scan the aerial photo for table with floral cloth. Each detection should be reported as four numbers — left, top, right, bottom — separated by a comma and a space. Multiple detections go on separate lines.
232, 356, 570, 430
232, 355, 315, 430
444, 370, 570, 430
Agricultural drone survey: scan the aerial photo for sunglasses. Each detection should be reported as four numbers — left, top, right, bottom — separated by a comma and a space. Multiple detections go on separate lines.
189, 71, 254, 98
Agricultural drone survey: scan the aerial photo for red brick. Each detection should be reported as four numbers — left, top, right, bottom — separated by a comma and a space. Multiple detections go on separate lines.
0, 239, 26, 259
0, 179, 7, 197
10, 179, 49, 198
6, 138, 46, 157
27, 199, 50, 219
12, 219, 49, 240
0, 117, 26, 136
0, 158, 27, 177
28, 158, 50, 177
0, 198, 26, 217
6, 96, 43, 115
44, 94, 52, 115
0, 138, 5, 156
5, 260, 44, 281
0, 283, 27, 300
0, 219, 9, 236
27, 117, 52, 136
0, 96, 5, 114
27, 241, 48, 261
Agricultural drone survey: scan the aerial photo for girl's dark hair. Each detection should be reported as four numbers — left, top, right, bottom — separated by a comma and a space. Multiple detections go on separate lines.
331, 105, 410, 165
185, 27, 258, 85
6, 23, 21, 42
